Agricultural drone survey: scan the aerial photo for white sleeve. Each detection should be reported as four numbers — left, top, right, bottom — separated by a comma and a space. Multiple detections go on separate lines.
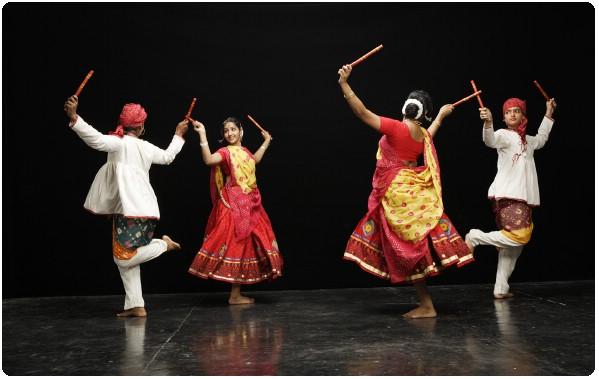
482, 125, 509, 149
148, 135, 185, 165
528, 116, 554, 150
70, 116, 122, 152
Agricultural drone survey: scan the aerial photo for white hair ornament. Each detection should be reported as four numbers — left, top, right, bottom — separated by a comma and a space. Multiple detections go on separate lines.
402, 98, 424, 120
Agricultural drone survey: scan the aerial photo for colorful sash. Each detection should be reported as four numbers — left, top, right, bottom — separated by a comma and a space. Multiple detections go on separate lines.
494, 199, 534, 244
112, 215, 157, 260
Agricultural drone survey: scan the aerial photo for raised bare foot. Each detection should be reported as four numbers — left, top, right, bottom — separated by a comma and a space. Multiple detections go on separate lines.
228, 295, 255, 305
494, 292, 514, 299
403, 305, 437, 319
117, 307, 147, 317
162, 235, 181, 251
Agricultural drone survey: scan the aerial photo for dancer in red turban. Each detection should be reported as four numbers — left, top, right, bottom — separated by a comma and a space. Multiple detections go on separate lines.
64, 95, 189, 317
465, 96, 557, 299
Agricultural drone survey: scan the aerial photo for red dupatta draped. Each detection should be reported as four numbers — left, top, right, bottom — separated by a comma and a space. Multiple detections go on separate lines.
365, 129, 445, 281
209, 146, 263, 241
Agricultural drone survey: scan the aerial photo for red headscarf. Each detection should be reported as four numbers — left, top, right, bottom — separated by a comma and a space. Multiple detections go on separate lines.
110, 103, 147, 137
502, 98, 528, 146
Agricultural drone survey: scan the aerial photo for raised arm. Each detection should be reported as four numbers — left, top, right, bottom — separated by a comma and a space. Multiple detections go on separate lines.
192, 120, 223, 166
253, 130, 272, 164
149, 120, 188, 165
338, 64, 381, 131
64, 95, 122, 152
427, 104, 454, 138
479, 107, 509, 149
529, 98, 557, 150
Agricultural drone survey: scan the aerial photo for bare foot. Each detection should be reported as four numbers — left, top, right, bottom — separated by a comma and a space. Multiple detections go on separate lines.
117, 307, 147, 317
162, 235, 181, 251
403, 305, 437, 319
494, 292, 514, 299
228, 295, 255, 305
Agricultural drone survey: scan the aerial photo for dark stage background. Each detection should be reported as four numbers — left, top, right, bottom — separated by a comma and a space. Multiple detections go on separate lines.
3, 3, 594, 298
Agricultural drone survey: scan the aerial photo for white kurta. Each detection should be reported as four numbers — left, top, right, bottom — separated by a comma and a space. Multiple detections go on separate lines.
71, 116, 185, 218
483, 116, 553, 206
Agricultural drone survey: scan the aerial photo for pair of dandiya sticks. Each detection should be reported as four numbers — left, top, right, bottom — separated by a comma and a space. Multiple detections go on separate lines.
181, 98, 268, 135
72, 70, 268, 134
349, 44, 554, 107
72, 45, 553, 134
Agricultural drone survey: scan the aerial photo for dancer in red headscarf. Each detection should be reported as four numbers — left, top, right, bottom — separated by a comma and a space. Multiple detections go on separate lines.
465, 96, 557, 299
64, 95, 189, 317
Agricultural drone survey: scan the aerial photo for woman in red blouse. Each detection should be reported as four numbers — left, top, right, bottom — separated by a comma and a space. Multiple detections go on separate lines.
338, 64, 473, 318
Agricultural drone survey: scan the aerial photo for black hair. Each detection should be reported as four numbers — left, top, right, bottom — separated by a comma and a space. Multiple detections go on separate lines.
403, 90, 434, 126
219, 116, 243, 144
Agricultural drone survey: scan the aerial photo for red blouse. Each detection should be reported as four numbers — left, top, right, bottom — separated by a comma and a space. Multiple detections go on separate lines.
379, 116, 424, 162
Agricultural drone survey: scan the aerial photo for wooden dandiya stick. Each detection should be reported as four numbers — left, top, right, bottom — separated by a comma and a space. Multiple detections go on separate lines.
452, 90, 483, 107
74, 70, 94, 97
185, 97, 197, 119
470, 80, 484, 108
350, 44, 384, 67
533, 80, 550, 100
246, 114, 268, 133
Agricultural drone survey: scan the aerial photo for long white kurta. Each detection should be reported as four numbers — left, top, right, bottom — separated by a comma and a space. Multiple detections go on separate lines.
483, 116, 554, 206
71, 116, 185, 219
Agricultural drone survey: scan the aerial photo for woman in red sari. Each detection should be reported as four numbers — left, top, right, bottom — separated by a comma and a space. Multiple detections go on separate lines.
338, 64, 473, 318
188, 117, 283, 304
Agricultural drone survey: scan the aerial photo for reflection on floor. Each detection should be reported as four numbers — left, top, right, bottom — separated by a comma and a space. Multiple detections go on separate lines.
2, 281, 594, 375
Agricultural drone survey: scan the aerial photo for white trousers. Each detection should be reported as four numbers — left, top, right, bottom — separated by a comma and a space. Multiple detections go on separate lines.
466, 229, 524, 296
113, 239, 168, 310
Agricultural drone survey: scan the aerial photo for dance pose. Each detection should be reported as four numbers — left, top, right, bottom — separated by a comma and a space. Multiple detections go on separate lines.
465, 97, 556, 299
64, 95, 188, 317
338, 64, 473, 318
188, 117, 283, 304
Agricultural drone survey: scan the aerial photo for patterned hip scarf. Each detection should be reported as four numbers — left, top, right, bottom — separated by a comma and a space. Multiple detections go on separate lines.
112, 215, 158, 260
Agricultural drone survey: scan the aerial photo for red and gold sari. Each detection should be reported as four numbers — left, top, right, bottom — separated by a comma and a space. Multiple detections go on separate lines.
344, 128, 473, 284
188, 146, 283, 284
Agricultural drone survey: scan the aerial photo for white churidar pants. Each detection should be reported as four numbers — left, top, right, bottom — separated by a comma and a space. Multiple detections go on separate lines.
466, 229, 524, 296
113, 239, 168, 310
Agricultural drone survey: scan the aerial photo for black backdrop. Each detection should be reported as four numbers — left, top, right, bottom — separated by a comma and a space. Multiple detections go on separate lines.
3, 3, 594, 298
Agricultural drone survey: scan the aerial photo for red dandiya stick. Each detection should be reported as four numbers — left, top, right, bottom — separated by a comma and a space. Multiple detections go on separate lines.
74, 70, 94, 97
470, 80, 484, 108
533, 80, 550, 100
185, 97, 197, 119
452, 90, 483, 107
246, 114, 267, 133
350, 44, 384, 67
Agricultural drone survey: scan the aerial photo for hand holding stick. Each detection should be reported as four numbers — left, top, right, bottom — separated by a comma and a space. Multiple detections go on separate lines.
470, 80, 484, 108
350, 44, 383, 67
74, 70, 94, 97
452, 90, 483, 107
533, 80, 550, 101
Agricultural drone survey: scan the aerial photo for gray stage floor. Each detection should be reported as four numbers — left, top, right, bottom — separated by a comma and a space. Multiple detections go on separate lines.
2, 280, 594, 375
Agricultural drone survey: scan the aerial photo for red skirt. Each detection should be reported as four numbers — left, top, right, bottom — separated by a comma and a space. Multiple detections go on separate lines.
188, 192, 283, 285
344, 207, 473, 284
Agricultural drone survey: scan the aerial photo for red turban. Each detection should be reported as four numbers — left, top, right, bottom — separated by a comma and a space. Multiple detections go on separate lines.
502, 97, 527, 146
110, 103, 148, 137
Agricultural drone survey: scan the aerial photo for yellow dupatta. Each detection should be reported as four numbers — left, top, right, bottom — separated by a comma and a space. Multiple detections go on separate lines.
213, 146, 257, 198
380, 128, 444, 242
